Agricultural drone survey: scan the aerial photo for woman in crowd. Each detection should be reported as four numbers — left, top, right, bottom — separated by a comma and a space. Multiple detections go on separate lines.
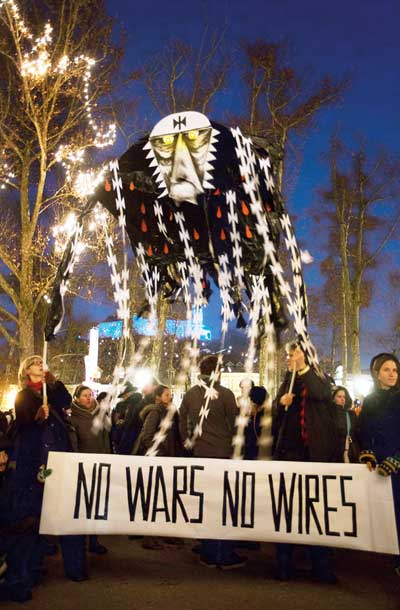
359, 352, 400, 576
11, 355, 87, 582
332, 386, 360, 463
272, 341, 338, 584
137, 384, 182, 457
70, 385, 111, 555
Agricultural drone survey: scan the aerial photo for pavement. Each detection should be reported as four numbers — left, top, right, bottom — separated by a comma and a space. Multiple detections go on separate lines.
6, 537, 400, 610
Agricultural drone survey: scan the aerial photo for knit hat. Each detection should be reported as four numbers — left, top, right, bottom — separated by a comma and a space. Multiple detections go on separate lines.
249, 386, 268, 406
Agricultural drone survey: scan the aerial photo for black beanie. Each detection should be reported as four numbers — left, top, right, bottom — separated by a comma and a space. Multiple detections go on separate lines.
249, 386, 268, 406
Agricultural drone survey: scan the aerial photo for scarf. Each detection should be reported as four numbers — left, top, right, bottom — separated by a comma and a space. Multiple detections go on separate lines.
27, 380, 43, 393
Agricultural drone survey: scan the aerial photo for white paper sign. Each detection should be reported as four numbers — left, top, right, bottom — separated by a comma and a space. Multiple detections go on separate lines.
40, 452, 399, 554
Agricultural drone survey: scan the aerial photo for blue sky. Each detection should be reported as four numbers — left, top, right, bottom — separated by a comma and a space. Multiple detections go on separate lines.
79, 0, 400, 365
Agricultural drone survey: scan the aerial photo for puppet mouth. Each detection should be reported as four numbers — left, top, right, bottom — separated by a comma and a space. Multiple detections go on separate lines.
169, 180, 203, 204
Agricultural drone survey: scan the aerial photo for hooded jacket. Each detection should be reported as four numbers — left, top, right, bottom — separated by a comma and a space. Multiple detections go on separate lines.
70, 401, 111, 454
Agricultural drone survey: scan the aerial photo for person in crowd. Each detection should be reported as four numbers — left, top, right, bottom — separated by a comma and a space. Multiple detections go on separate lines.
10, 355, 88, 583
237, 377, 255, 413
117, 377, 158, 455
111, 382, 141, 451
243, 385, 269, 460
272, 341, 338, 584
179, 354, 245, 569
0, 432, 44, 602
359, 352, 400, 576
70, 385, 111, 555
134, 384, 183, 551
332, 386, 360, 463
137, 384, 182, 457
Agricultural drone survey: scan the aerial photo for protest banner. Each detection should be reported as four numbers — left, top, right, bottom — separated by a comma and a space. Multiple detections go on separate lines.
40, 452, 399, 554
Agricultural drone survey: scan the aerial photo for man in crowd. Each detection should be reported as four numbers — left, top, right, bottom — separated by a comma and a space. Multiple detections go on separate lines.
272, 340, 338, 583
179, 354, 245, 569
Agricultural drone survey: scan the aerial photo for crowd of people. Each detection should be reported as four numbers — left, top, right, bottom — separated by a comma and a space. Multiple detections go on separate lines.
0, 343, 398, 602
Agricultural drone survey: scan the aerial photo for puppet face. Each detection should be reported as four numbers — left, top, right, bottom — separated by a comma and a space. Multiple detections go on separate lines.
145, 111, 218, 204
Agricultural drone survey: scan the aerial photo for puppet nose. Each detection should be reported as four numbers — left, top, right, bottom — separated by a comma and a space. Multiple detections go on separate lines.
171, 134, 197, 183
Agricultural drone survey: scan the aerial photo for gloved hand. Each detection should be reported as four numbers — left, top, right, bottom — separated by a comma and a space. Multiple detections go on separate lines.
377, 456, 400, 477
359, 449, 377, 471
37, 465, 53, 483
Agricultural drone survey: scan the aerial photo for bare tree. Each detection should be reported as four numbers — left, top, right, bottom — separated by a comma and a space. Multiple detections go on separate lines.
316, 136, 400, 374
137, 24, 231, 116
236, 41, 348, 390
0, 0, 123, 362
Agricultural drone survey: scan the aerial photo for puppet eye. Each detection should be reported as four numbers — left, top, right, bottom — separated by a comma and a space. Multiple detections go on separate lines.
162, 134, 174, 145
187, 130, 199, 140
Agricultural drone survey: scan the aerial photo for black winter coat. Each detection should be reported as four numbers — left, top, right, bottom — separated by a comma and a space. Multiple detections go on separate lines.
333, 406, 360, 463
8, 382, 73, 519
359, 387, 400, 462
272, 368, 337, 462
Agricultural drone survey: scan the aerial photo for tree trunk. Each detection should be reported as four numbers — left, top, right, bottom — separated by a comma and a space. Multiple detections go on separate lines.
341, 268, 348, 385
18, 307, 35, 362
150, 297, 169, 377
350, 279, 362, 374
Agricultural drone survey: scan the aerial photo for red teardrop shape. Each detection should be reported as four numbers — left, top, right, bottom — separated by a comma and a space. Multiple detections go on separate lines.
140, 202, 146, 214
193, 228, 200, 240
213, 188, 221, 196
169, 211, 173, 221
129, 181, 135, 191
216, 206, 222, 219
163, 243, 169, 254
105, 179, 111, 192
220, 228, 226, 240
245, 225, 252, 239
241, 201, 250, 216
147, 244, 153, 256
141, 219, 148, 232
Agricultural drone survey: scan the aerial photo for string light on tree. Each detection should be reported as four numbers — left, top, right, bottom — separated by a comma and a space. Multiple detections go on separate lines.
0, 0, 116, 195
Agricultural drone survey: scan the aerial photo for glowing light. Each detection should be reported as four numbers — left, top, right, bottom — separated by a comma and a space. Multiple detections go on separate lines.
1, 384, 18, 411
0, 0, 116, 196
353, 375, 374, 398
162, 135, 174, 145
128, 367, 153, 391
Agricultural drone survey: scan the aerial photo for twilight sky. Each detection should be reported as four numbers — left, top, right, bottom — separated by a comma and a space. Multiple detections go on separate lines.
82, 0, 399, 365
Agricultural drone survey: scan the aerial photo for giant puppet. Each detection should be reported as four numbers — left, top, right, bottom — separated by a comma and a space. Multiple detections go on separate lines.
45, 111, 317, 367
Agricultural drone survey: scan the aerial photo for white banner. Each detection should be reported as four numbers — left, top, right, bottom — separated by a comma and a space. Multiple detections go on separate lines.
40, 452, 399, 554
